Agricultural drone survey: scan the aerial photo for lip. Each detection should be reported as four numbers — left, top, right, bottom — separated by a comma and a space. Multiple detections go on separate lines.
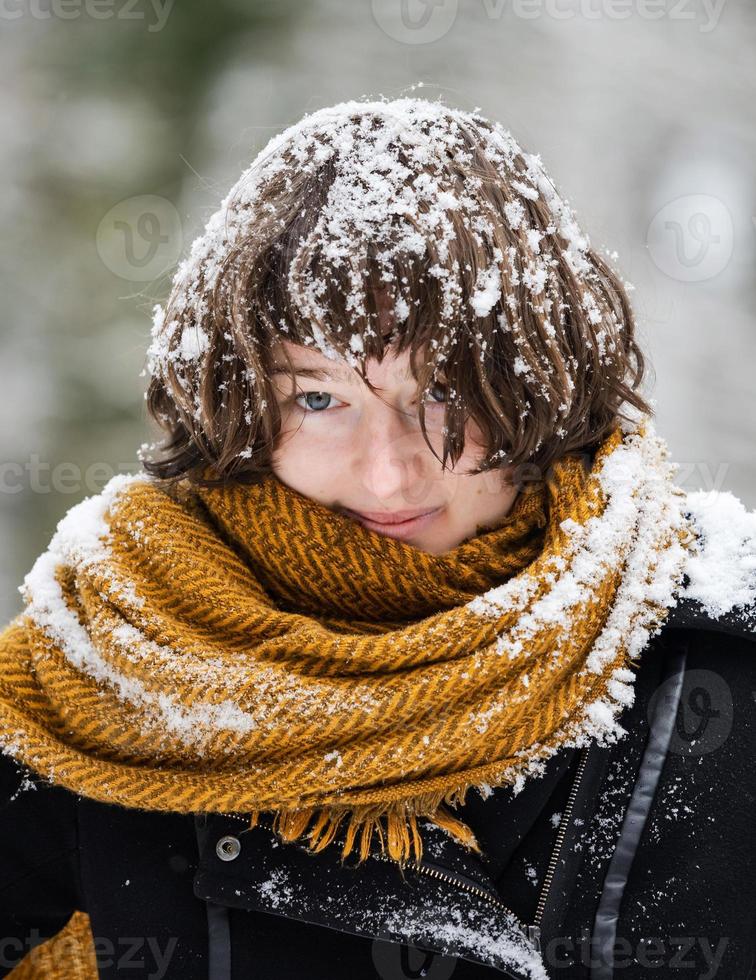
345, 506, 443, 541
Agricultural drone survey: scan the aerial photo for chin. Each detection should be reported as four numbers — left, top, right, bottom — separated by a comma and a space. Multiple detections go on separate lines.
417, 535, 456, 555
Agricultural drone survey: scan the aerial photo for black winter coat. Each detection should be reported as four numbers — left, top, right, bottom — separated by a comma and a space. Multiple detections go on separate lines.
1, 596, 755, 980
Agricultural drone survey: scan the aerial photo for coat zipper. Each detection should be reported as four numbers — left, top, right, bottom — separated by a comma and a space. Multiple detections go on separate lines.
529, 744, 590, 948
376, 851, 531, 934
214, 745, 590, 956
391, 744, 591, 955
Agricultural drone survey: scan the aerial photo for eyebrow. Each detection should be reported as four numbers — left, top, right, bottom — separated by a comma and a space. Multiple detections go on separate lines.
271, 363, 417, 383
271, 365, 357, 383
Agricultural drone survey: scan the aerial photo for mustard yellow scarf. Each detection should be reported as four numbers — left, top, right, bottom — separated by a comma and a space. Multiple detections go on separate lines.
0, 415, 695, 887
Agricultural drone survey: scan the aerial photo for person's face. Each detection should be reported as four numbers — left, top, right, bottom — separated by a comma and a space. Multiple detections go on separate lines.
269, 339, 519, 555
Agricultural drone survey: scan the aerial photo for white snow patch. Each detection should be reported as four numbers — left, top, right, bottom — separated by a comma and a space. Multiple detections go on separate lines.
680, 490, 756, 618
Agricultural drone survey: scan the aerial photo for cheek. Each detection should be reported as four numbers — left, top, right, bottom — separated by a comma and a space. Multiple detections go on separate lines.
448, 419, 487, 472
465, 419, 485, 458
271, 419, 308, 474
272, 419, 348, 485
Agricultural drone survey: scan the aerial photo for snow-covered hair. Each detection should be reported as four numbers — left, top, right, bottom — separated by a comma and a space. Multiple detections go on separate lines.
141, 95, 651, 487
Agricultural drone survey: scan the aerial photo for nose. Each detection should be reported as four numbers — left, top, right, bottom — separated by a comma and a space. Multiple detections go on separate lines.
353, 401, 437, 508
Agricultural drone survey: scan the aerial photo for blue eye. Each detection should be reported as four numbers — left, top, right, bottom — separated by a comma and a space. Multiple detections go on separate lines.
293, 385, 447, 414
426, 382, 448, 405
294, 391, 342, 412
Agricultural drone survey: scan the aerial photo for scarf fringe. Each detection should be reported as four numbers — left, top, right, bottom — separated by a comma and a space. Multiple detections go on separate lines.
246, 785, 483, 867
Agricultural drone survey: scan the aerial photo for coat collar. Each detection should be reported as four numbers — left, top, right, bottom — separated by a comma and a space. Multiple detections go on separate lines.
664, 593, 756, 641
193, 806, 548, 978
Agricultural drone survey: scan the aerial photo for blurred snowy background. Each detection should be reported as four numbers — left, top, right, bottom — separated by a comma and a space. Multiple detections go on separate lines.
1, 0, 754, 622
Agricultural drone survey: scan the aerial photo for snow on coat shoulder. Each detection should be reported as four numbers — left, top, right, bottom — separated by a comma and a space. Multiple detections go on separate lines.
678, 488, 756, 631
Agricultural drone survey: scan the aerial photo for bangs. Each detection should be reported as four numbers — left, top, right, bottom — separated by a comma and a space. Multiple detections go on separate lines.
257, 239, 485, 387
232, 112, 521, 387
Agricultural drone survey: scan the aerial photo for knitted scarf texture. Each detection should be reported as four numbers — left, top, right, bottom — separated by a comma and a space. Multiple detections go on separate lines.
0, 415, 696, 875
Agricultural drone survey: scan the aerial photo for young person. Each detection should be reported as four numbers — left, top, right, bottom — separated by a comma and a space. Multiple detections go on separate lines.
1, 96, 755, 980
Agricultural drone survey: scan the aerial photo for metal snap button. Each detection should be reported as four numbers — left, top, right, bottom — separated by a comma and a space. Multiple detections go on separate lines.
216, 835, 241, 861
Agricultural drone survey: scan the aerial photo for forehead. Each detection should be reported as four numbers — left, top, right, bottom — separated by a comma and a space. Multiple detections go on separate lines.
270, 339, 424, 383
270, 340, 353, 376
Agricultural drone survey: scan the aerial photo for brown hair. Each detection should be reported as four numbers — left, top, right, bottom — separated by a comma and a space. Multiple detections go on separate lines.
141, 99, 652, 490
